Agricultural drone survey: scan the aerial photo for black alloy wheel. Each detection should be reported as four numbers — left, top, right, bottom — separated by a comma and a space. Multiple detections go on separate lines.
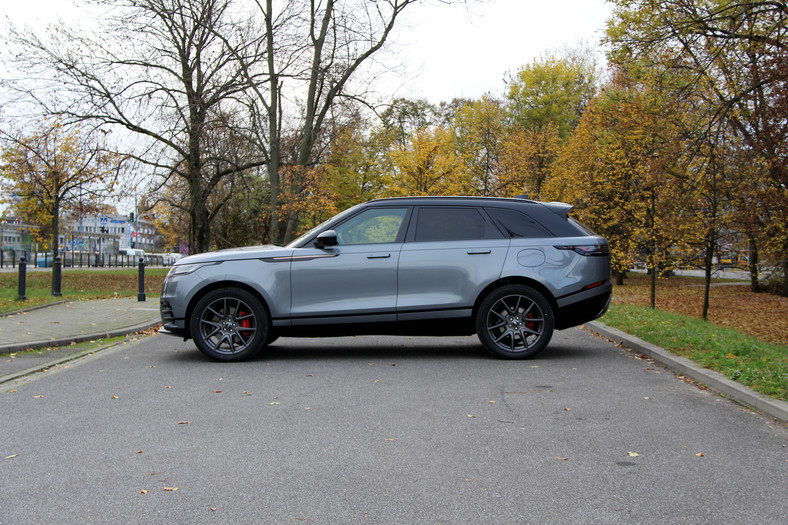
476, 284, 554, 359
190, 287, 269, 361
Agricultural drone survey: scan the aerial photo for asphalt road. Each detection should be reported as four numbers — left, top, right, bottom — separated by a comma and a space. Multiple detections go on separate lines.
1, 329, 786, 524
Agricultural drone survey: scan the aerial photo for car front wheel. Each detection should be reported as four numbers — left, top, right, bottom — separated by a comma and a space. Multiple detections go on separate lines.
190, 288, 270, 361
476, 285, 554, 359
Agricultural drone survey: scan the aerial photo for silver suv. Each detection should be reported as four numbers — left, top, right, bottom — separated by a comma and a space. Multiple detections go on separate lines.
159, 196, 611, 360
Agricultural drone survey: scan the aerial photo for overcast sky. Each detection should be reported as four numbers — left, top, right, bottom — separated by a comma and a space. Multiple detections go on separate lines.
1, 0, 613, 104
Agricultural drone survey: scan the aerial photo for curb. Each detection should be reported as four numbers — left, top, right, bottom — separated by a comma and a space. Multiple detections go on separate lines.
0, 300, 69, 319
0, 320, 161, 355
587, 321, 788, 424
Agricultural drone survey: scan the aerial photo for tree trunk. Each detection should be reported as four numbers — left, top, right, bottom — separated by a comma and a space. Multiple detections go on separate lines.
748, 235, 760, 293
783, 258, 788, 298
51, 198, 60, 293
701, 229, 716, 322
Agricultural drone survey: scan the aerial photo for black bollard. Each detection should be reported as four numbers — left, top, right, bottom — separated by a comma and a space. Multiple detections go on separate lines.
52, 256, 63, 297
17, 256, 27, 301
137, 257, 146, 302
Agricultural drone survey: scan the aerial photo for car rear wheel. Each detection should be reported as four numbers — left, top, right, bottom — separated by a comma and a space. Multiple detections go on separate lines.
476, 285, 554, 359
190, 288, 269, 361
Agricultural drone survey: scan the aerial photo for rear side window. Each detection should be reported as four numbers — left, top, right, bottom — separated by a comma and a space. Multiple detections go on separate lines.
486, 208, 552, 239
413, 207, 500, 242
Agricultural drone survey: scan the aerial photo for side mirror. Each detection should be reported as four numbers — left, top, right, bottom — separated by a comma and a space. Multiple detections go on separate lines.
314, 230, 338, 249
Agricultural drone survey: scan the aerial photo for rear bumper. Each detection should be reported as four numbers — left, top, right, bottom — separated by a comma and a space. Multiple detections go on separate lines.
555, 284, 612, 330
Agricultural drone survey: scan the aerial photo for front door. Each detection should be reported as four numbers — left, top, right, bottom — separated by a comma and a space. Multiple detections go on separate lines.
290, 207, 410, 324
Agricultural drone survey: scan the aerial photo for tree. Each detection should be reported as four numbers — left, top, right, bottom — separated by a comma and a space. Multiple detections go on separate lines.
0, 120, 124, 275
235, 0, 444, 244
387, 126, 465, 196
607, 0, 788, 295
499, 125, 560, 199
453, 96, 508, 196
325, 121, 393, 211
7, 0, 261, 254
506, 52, 598, 139
546, 67, 691, 303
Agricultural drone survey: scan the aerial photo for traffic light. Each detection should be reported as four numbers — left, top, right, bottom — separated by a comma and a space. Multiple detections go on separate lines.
129, 212, 135, 222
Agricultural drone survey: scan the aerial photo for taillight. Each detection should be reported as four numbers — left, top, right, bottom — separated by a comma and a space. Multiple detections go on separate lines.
555, 243, 609, 256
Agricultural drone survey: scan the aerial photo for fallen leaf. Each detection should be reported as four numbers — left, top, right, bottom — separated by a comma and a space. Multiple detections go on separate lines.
163, 487, 179, 492
627, 452, 639, 457
557, 457, 568, 461
265, 402, 280, 405
5, 454, 18, 459
33, 395, 43, 399
177, 421, 192, 425
488, 400, 496, 404
135, 450, 143, 454
211, 507, 217, 512
467, 414, 476, 418
212, 390, 223, 394
384, 438, 395, 442
111, 395, 118, 399
563, 407, 571, 411
140, 489, 148, 494
696, 452, 706, 457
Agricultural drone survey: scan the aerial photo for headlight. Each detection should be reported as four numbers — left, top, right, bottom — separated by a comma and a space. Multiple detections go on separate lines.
167, 262, 218, 277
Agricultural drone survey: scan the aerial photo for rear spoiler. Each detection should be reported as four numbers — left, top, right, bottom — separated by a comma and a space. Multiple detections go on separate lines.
540, 201, 573, 219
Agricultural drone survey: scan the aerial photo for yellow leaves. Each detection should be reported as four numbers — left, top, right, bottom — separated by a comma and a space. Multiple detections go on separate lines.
387, 126, 465, 197
627, 451, 640, 457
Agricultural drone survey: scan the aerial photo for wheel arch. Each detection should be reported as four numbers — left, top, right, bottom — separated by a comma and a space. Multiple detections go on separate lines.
184, 280, 272, 340
473, 276, 558, 321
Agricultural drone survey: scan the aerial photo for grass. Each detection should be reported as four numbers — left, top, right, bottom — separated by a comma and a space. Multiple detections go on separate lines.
602, 273, 788, 402
0, 267, 168, 316
602, 304, 787, 401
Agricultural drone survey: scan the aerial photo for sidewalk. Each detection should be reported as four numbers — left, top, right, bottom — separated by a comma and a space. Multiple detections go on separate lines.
0, 297, 161, 377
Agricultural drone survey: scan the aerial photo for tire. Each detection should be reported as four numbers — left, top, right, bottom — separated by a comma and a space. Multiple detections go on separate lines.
190, 288, 270, 361
476, 285, 554, 359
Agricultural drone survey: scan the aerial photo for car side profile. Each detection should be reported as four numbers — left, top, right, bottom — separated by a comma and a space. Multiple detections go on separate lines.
159, 196, 611, 361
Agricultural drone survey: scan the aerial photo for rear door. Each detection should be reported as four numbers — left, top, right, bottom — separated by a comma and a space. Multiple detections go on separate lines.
396, 206, 509, 320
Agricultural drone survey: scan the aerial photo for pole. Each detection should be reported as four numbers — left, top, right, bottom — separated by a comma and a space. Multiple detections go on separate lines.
52, 256, 63, 297
17, 256, 27, 301
137, 256, 146, 302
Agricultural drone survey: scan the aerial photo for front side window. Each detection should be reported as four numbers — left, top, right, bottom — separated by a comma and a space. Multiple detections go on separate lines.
334, 207, 408, 245
413, 207, 499, 242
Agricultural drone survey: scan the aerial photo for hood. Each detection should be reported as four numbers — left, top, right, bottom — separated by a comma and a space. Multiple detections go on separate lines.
174, 245, 293, 265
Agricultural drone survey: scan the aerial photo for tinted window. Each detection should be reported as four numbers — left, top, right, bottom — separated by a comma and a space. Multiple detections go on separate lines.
486, 208, 552, 239
414, 207, 499, 242
334, 207, 408, 245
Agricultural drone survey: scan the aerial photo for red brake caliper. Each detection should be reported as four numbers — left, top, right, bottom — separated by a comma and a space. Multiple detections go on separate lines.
239, 311, 251, 337
526, 311, 536, 331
